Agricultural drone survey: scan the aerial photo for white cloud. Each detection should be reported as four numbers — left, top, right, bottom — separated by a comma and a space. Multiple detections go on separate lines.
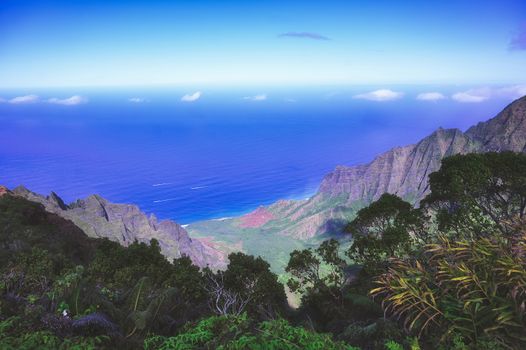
284, 98, 297, 103
129, 97, 148, 103
496, 85, 526, 99
451, 88, 490, 103
48, 95, 88, 106
353, 89, 404, 102
243, 94, 267, 101
181, 91, 202, 102
451, 85, 526, 103
416, 92, 446, 101
9, 95, 39, 104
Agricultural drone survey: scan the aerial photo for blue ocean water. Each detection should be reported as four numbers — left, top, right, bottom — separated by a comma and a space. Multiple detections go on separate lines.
0, 86, 515, 223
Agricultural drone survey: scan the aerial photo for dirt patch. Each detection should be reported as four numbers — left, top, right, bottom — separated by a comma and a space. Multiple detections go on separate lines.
239, 207, 274, 228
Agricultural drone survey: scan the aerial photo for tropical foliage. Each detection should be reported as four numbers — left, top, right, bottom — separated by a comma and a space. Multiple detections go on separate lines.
144, 313, 357, 350
345, 193, 426, 272
371, 232, 526, 348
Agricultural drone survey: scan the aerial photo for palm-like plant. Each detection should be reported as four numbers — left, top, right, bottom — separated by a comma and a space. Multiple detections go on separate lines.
371, 230, 526, 348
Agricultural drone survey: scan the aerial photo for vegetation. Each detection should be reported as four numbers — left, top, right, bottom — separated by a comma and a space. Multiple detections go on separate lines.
422, 151, 526, 238
345, 193, 426, 272
1, 151, 526, 349
371, 232, 526, 348
144, 314, 357, 350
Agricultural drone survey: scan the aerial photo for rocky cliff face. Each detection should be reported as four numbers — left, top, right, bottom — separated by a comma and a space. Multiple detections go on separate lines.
317, 127, 480, 204
320, 95, 526, 204
189, 95, 526, 242
12, 187, 227, 269
465, 96, 526, 152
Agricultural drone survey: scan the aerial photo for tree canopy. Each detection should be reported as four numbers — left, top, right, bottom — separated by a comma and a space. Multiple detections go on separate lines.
423, 151, 526, 238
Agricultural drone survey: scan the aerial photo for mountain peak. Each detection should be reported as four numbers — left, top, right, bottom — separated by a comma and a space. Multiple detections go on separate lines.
47, 191, 68, 210
465, 94, 526, 152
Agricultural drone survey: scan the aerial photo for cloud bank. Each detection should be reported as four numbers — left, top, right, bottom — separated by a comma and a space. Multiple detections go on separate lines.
451, 85, 526, 103
417, 92, 446, 101
353, 89, 404, 102
8, 95, 40, 104
243, 94, 267, 101
278, 32, 330, 41
48, 95, 88, 106
181, 91, 202, 102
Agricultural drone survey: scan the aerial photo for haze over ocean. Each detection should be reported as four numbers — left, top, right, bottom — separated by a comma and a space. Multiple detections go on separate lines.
0, 86, 521, 223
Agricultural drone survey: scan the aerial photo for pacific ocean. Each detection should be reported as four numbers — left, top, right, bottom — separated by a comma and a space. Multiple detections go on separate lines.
0, 86, 515, 223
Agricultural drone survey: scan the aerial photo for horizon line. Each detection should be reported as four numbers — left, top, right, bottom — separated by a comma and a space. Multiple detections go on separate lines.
1, 81, 526, 90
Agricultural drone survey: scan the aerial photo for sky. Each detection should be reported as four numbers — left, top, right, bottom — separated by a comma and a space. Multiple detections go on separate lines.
1, 0, 526, 88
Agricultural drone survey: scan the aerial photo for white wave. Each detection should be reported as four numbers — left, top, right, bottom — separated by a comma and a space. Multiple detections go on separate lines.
152, 182, 172, 187
191, 186, 208, 190
153, 198, 177, 203
213, 217, 232, 221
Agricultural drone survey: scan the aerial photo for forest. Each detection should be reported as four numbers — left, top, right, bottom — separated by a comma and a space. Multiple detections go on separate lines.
1, 151, 525, 349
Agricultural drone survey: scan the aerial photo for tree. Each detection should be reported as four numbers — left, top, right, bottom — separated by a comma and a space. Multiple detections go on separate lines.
87, 239, 173, 290
345, 194, 423, 271
286, 239, 346, 303
423, 152, 526, 238
205, 253, 286, 319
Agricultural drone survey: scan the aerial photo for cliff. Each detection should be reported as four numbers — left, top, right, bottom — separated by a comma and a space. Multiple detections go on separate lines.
318, 95, 526, 204
317, 128, 479, 203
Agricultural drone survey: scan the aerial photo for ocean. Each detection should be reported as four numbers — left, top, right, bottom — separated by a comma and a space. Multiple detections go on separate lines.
0, 86, 514, 223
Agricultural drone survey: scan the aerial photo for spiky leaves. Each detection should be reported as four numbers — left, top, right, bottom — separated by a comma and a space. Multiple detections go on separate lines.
371, 234, 526, 348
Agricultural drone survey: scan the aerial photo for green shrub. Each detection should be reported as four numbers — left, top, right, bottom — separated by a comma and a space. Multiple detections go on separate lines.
145, 314, 358, 350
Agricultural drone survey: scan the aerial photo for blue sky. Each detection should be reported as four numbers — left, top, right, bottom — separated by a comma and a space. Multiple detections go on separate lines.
1, 0, 525, 87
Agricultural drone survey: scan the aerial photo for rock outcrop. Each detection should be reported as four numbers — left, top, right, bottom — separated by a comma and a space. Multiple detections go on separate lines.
12, 187, 227, 269
465, 96, 526, 152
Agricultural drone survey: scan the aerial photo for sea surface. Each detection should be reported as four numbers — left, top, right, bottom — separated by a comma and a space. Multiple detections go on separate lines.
0, 86, 516, 223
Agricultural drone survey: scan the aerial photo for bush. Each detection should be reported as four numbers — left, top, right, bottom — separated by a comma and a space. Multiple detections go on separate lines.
144, 314, 358, 350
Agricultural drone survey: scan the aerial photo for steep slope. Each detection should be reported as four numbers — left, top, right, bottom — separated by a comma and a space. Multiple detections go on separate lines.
317, 128, 479, 204
188, 95, 526, 247
12, 186, 227, 269
465, 95, 526, 152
